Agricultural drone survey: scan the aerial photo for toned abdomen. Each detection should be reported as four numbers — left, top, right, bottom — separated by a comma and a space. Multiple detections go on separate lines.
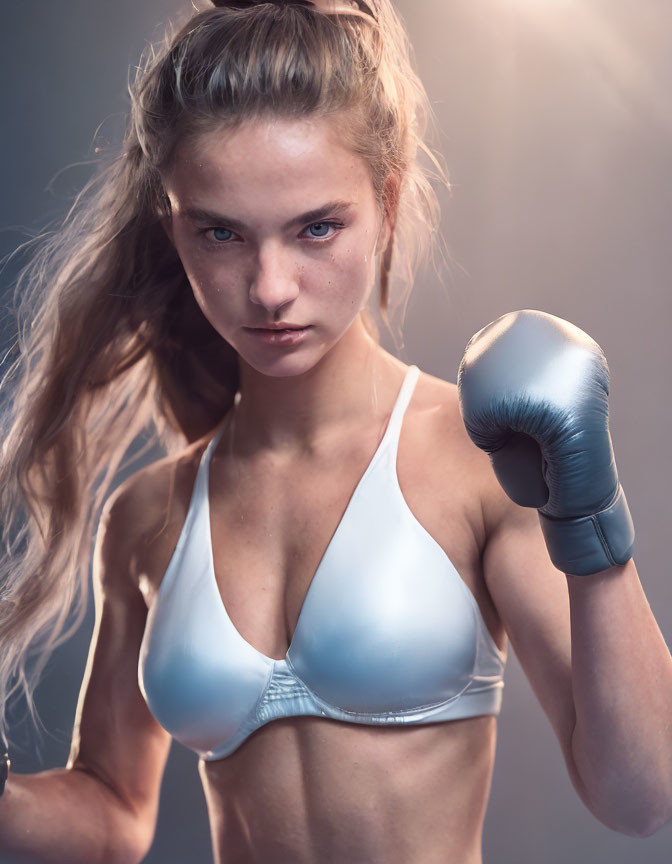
200, 713, 498, 864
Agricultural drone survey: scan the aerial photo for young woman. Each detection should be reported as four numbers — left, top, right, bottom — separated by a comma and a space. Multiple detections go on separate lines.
0, 2, 670, 862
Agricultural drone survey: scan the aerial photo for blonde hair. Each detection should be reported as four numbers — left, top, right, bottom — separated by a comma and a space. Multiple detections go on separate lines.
0, 0, 450, 751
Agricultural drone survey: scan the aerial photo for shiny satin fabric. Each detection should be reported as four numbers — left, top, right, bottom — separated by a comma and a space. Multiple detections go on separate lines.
138, 365, 506, 760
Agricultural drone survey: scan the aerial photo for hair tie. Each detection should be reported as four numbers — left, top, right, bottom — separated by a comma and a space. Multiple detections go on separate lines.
210, 1, 379, 25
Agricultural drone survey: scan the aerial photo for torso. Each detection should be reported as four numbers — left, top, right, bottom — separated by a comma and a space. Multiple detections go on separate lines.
129, 358, 508, 864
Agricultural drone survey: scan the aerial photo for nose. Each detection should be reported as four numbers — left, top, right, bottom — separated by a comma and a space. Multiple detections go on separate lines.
248, 245, 300, 314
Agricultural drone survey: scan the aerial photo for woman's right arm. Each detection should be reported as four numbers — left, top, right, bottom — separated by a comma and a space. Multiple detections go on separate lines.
0, 474, 174, 864
0, 765, 147, 864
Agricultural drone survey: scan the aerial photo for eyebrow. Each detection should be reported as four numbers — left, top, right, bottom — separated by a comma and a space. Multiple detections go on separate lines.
181, 199, 356, 231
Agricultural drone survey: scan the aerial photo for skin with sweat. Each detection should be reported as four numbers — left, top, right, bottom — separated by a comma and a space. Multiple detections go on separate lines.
139, 114, 507, 863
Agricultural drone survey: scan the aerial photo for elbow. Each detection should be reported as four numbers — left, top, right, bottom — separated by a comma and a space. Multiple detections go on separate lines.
591, 803, 672, 839
565, 755, 671, 839
626, 809, 672, 839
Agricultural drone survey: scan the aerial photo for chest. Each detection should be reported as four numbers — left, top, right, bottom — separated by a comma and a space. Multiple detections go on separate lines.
137, 403, 505, 659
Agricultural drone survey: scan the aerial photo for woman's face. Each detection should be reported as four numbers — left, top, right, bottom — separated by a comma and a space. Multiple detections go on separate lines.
161, 115, 391, 378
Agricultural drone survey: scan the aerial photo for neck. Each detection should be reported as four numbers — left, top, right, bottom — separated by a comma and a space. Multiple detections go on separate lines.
231, 315, 400, 457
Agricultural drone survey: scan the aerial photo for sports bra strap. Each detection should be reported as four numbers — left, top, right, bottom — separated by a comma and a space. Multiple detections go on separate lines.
378, 365, 420, 458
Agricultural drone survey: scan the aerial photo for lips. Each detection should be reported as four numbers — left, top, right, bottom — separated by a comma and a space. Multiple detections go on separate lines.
247, 324, 307, 331
243, 325, 311, 346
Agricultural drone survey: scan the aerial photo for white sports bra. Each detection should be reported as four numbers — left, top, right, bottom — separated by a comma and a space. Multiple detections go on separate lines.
138, 365, 506, 760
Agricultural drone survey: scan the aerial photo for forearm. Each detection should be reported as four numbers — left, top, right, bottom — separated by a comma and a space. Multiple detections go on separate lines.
0, 765, 143, 864
567, 557, 672, 837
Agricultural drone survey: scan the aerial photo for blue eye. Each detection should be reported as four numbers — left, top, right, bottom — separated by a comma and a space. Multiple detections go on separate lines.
201, 220, 342, 246
306, 221, 333, 238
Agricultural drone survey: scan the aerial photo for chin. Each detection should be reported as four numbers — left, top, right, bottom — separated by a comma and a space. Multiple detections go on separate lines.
237, 349, 321, 379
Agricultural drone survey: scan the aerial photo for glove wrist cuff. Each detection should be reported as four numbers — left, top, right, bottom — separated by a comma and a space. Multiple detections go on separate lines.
538, 484, 635, 576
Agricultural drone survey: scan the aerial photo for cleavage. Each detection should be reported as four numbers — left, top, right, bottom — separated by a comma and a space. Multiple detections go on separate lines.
207, 436, 387, 661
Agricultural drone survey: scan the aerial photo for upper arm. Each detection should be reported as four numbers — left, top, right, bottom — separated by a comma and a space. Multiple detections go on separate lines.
480, 460, 581, 777
67, 476, 173, 858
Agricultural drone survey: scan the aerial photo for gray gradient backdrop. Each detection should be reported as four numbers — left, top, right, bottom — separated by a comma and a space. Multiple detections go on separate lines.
1, 1, 670, 861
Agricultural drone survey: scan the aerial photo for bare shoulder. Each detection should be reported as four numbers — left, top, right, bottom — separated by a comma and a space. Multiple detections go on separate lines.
412, 369, 524, 545
102, 433, 212, 595
410, 366, 465, 437
410, 367, 495, 552
406, 366, 459, 434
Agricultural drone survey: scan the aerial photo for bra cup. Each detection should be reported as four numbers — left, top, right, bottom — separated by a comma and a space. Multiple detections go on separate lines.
287, 450, 478, 713
138, 496, 274, 753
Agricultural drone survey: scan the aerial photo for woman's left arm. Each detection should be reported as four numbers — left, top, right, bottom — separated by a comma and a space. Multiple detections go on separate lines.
566, 557, 672, 837
482, 479, 672, 839
459, 309, 672, 839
